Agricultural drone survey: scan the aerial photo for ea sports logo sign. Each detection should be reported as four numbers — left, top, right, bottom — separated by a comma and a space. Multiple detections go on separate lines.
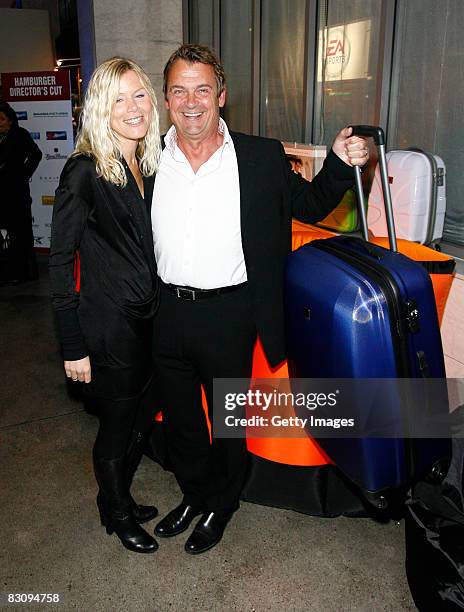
327, 39, 344, 56
325, 28, 351, 79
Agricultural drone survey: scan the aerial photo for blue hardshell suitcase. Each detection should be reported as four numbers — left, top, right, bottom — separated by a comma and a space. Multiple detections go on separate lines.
284, 126, 450, 509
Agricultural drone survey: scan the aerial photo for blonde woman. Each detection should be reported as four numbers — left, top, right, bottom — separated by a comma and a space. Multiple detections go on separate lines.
49, 58, 162, 553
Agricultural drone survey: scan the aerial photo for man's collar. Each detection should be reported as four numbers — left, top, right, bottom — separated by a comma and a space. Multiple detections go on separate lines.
164, 117, 231, 156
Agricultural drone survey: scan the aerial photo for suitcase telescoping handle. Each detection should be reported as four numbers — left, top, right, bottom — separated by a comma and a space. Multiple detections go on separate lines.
350, 125, 398, 252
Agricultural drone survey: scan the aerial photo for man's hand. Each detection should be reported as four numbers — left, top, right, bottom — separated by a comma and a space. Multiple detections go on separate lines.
64, 356, 92, 383
332, 126, 369, 167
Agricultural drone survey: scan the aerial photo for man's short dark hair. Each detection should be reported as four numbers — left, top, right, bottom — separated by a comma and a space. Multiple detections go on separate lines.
163, 44, 226, 99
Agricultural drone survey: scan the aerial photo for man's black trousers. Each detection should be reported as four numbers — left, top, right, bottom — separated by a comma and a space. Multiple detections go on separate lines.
153, 282, 257, 514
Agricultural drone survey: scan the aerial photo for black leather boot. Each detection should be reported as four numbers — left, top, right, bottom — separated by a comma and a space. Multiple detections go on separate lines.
125, 431, 158, 524
93, 454, 158, 554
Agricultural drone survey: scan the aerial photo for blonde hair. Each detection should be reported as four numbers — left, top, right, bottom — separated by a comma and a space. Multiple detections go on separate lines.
74, 57, 161, 186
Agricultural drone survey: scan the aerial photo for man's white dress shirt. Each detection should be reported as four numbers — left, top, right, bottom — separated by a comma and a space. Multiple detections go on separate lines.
152, 118, 247, 289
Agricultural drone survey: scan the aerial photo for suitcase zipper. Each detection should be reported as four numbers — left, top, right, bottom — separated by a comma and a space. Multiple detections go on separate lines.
310, 240, 412, 378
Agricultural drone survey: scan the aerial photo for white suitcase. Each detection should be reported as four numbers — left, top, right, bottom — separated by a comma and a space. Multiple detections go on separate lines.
367, 149, 446, 245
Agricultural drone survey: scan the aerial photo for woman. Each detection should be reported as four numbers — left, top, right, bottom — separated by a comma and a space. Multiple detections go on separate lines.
0, 102, 42, 283
49, 58, 162, 554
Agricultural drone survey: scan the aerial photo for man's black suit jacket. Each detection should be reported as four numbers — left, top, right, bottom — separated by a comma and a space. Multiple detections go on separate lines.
229, 131, 354, 367
157, 130, 355, 368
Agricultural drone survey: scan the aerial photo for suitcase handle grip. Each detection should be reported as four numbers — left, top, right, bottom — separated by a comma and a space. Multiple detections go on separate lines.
349, 125, 398, 252
350, 125, 385, 146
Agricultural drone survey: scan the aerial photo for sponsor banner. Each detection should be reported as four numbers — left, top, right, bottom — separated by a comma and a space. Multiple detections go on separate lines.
2, 71, 73, 248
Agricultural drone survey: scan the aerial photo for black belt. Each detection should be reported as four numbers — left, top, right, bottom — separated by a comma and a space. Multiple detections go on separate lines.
162, 281, 247, 301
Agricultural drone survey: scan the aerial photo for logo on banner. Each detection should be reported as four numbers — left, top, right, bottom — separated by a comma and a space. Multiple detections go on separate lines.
41, 196, 55, 206
34, 236, 45, 245
46, 131, 67, 140
325, 27, 351, 79
15, 111, 28, 120
34, 111, 69, 118
39, 175, 60, 182
46, 147, 67, 161
30, 132, 40, 140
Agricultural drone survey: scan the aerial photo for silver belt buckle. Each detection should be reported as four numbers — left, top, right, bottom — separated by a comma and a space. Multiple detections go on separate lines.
176, 287, 196, 300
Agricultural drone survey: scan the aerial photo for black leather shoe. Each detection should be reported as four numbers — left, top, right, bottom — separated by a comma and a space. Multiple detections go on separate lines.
130, 499, 158, 524
184, 511, 232, 555
154, 503, 202, 538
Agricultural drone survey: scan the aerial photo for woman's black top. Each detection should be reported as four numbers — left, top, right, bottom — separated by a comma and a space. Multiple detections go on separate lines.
49, 154, 159, 399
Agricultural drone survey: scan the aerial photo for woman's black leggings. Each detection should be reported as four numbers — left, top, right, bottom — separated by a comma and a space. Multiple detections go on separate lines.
92, 381, 156, 460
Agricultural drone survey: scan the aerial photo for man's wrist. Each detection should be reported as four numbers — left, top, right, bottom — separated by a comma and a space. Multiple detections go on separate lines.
326, 149, 356, 179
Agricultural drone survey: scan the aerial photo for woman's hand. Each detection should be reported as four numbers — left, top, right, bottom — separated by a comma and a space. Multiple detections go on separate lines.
64, 356, 92, 383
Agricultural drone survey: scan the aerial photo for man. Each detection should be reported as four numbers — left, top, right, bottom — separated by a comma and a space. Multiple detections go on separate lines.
151, 44, 369, 554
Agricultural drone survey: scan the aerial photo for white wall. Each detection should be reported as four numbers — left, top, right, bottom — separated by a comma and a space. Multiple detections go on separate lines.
92, 0, 183, 133
0, 9, 54, 75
